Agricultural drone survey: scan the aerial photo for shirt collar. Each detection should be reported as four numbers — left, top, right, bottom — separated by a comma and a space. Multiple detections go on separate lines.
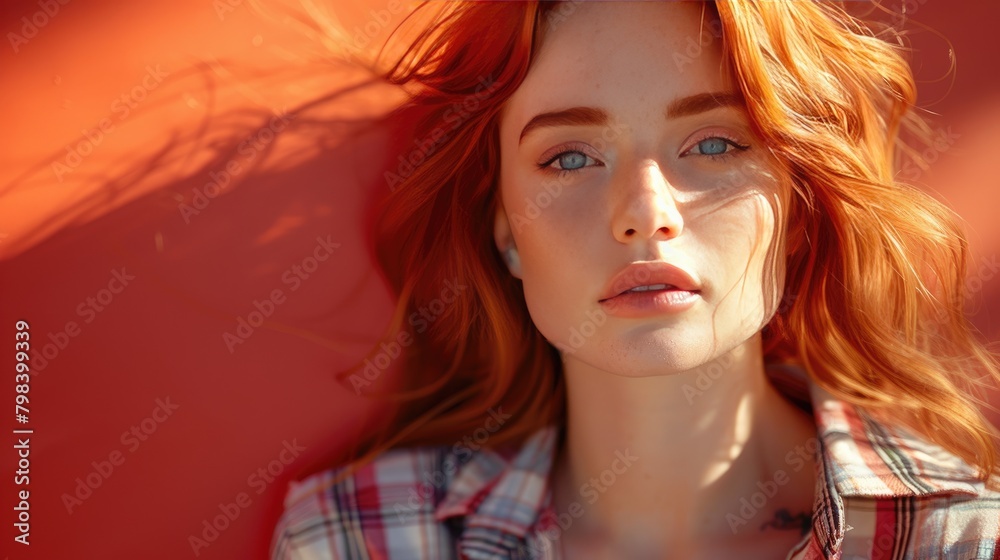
769, 363, 985, 557
804, 371, 983, 499
433, 363, 986, 556
435, 425, 558, 558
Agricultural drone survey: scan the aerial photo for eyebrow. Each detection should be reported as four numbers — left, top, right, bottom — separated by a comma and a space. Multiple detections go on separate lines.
517, 91, 744, 145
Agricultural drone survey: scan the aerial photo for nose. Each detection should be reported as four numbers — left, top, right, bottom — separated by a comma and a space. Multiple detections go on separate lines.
611, 160, 684, 243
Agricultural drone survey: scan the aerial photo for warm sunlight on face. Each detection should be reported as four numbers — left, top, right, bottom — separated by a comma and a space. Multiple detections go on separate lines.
495, 1, 787, 377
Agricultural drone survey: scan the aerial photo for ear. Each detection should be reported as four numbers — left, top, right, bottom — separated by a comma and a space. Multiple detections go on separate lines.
493, 202, 522, 279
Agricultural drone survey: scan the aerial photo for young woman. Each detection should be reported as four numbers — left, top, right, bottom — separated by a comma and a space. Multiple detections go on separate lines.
271, 1, 1000, 558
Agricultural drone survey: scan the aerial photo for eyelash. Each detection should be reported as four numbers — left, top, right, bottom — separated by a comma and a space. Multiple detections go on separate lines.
536, 136, 751, 174
537, 148, 600, 174
683, 134, 751, 161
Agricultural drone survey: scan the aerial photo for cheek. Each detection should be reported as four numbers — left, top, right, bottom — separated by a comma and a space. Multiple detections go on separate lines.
515, 249, 583, 351
515, 216, 593, 340
502, 169, 601, 272
709, 194, 779, 325
501, 176, 604, 344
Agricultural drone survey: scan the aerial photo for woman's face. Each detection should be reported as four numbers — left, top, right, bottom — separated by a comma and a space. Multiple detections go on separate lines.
495, 1, 786, 376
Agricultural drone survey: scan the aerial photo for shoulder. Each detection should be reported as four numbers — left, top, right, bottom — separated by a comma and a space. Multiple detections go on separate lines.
801, 376, 1000, 558
269, 424, 559, 559
269, 445, 460, 560
908, 487, 1000, 556
844, 471, 1000, 559
841, 484, 1000, 558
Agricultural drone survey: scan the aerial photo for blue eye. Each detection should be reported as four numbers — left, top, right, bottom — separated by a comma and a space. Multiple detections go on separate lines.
539, 150, 598, 173
697, 138, 729, 155
685, 136, 750, 160
557, 151, 588, 170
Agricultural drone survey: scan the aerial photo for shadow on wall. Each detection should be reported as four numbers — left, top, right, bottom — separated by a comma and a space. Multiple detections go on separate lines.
0, 55, 428, 558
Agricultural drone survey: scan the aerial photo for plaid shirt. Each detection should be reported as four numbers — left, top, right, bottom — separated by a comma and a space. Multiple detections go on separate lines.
271, 364, 1000, 559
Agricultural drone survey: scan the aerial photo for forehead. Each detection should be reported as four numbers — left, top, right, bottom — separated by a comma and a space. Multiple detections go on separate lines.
501, 2, 730, 136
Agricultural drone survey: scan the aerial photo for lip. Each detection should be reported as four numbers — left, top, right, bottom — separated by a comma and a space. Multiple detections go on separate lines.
598, 261, 703, 318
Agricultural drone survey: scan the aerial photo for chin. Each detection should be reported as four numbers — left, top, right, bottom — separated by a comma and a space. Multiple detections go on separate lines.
566, 333, 720, 377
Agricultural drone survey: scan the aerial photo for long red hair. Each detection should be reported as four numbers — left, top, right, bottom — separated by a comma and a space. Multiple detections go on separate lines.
328, 0, 1000, 488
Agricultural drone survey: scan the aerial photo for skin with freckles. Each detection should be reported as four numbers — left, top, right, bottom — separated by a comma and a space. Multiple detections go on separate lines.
493, 2, 816, 558
496, 6, 784, 377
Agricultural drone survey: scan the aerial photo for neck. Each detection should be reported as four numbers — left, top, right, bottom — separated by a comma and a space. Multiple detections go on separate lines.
550, 332, 817, 554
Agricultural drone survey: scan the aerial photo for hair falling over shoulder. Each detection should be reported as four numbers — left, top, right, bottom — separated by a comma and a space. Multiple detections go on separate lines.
329, 0, 1000, 489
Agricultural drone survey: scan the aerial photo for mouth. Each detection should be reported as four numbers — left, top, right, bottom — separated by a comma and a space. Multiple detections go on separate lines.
599, 284, 699, 302
597, 262, 702, 317
599, 261, 702, 302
